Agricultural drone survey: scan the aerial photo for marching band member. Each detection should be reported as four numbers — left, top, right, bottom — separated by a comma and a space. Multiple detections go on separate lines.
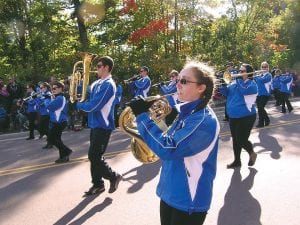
134, 66, 151, 97
220, 63, 258, 169
222, 62, 238, 121
36, 82, 52, 149
271, 69, 282, 106
159, 69, 179, 126
279, 71, 294, 113
128, 61, 220, 225
75, 56, 121, 196
254, 61, 272, 128
24, 84, 38, 140
46, 81, 73, 163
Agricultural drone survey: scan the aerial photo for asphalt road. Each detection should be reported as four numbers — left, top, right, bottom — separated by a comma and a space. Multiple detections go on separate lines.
0, 98, 300, 225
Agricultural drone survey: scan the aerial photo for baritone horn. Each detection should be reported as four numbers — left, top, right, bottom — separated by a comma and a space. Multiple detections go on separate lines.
119, 93, 175, 164
70, 52, 98, 103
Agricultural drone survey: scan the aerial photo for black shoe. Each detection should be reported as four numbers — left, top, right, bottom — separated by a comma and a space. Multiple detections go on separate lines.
84, 185, 105, 196
26, 137, 34, 140
248, 152, 257, 166
108, 174, 122, 193
281, 110, 286, 113
227, 161, 241, 169
288, 108, 293, 113
55, 156, 69, 163
265, 120, 270, 126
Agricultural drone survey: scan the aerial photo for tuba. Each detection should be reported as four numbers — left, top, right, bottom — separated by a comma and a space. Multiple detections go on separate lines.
70, 52, 98, 103
119, 94, 174, 164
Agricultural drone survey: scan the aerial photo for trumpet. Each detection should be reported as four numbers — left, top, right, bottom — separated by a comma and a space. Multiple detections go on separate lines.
220, 70, 266, 84
123, 74, 141, 84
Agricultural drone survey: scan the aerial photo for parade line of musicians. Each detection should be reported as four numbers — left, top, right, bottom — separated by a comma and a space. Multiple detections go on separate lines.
0, 58, 296, 225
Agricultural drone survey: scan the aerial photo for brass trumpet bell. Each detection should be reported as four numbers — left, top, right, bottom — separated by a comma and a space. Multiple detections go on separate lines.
119, 94, 173, 164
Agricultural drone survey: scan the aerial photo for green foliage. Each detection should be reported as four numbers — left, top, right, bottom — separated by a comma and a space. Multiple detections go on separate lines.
0, 0, 298, 90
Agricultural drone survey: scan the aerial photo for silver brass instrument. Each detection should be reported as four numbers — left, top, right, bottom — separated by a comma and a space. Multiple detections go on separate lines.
222, 70, 266, 84
70, 52, 98, 103
119, 93, 175, 164
22, 92, 41, 102
123, 74, 141, 84
152, 81, 169, 88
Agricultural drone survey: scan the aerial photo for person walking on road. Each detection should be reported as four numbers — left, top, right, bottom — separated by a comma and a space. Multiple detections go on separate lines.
47, 81, 73, 163
128, 61, 220, 225
220, 63, 258, 169
75, 56, 122, 196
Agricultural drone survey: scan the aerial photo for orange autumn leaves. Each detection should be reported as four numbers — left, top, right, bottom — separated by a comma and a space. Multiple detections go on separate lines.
120, 0, 168, 43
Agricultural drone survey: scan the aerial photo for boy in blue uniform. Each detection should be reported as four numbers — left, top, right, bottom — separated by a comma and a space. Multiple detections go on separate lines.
75, 56, 121, 196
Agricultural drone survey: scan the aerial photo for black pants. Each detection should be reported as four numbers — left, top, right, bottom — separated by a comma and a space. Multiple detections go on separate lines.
114, 104, 120, 127
160, 200, 207, 225
89, 128, 116, 187
256, 95, 270, 126
27, 112, 37, 138
281, 92, 293, 112
39, 115, 50, 137
48, 121, 72, 158
273, 88, 281, 105
229, 114, 256, 163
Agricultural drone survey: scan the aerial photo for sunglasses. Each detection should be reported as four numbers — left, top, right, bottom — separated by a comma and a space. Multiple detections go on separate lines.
176, 78, 201, 85
52, 87, 58, 90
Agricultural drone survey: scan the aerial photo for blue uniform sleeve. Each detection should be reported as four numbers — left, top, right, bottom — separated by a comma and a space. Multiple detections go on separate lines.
161, 83, 177, 95
136, 112, 218, 160
135, 78, 151, 90
76, 82, 114, 112
47, 96, 63, 111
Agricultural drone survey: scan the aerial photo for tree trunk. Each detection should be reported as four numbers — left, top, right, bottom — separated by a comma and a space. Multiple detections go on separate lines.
73, 0, 89, 50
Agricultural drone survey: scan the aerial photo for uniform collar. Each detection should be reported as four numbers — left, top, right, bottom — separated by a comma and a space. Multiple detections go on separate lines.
175, 99, 202, 118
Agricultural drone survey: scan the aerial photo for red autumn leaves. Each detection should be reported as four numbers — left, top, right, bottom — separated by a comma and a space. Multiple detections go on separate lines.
128, 19, 168, 43
120, 0, 168, 43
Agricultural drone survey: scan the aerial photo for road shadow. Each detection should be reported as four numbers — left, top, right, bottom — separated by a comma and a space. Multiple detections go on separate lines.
53, 196, 112, 225
59, 197, 113, 225
253, 129, 282, 159
217, 168, 262, 225
122, 160, 161, 193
